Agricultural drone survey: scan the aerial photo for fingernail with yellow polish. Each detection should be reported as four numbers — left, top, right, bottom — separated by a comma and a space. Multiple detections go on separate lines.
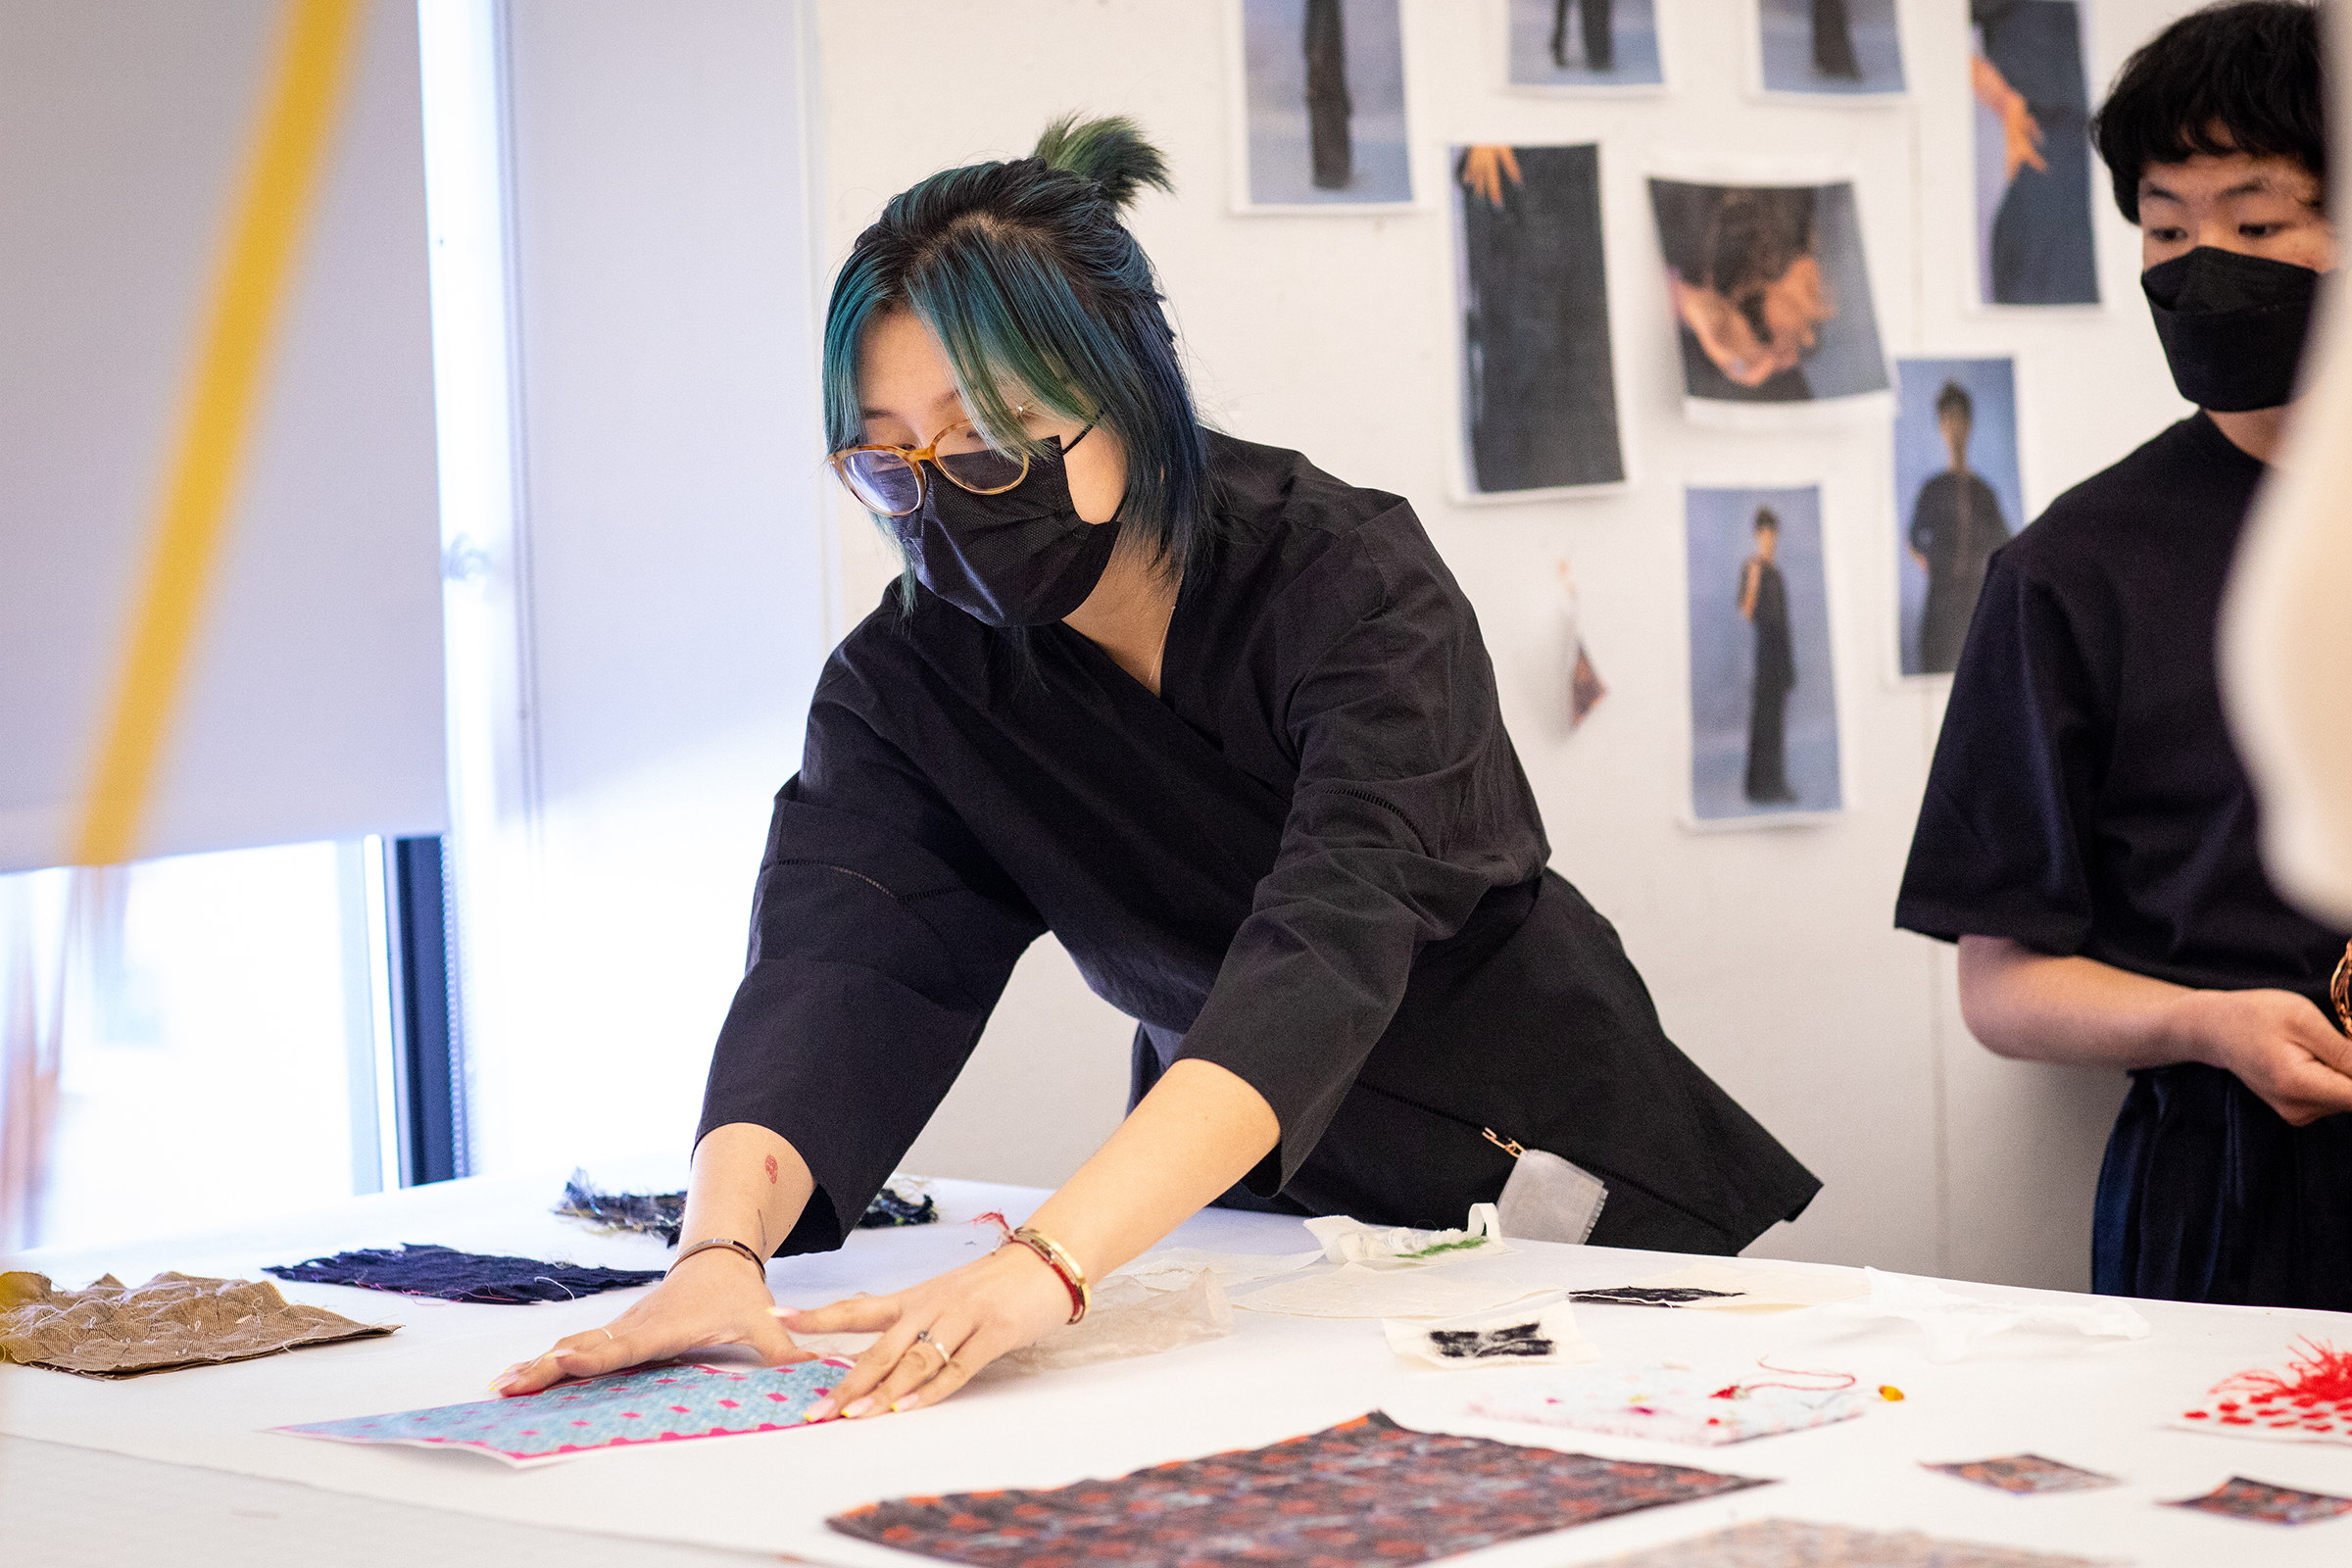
804, 1397, 836, 1422
892, 1395, 921, 1413
843, 1396, 874, 1418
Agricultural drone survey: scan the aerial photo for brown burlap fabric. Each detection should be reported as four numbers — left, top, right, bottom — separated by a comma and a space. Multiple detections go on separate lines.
0, 1269, 396, 1378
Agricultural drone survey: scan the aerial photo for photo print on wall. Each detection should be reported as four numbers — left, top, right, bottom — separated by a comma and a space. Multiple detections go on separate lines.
1756, 0, 1905, 97
1648, 177, 1889, 408
1507, 0, 1665, 91
1453, 143, 1625, 496
1235, 0, 1413, 211
1686, 485, 1842, 823
1972, 0, 2099, 305
1893, 358, 2023, 677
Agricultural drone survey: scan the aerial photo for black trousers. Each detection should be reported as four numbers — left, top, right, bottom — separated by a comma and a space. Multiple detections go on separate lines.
1745, 679, 1791, 802
1304, 0, 1351, 189
1812, 0, 1859, 77
1551, 0, 1613, 71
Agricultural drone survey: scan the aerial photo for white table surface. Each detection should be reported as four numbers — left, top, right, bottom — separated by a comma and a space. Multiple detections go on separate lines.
5, 1157, 2351, 1566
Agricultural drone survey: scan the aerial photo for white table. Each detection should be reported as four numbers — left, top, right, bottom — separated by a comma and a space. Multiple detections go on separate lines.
6, 1158, 2350, 1566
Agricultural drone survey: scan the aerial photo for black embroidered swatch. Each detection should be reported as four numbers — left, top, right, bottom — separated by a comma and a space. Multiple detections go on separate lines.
263, 1245, 663, 1305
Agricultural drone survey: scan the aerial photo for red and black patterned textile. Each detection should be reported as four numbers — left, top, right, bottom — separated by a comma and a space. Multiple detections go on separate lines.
828, 1411, 1767, 1567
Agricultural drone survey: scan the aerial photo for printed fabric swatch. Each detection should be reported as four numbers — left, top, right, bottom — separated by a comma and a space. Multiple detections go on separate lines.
1922, 1454, 2119, 1495
1468, 1363, 1866, 1446
828, 1411, 1766, 1567
2174, 1337, 2352, 1446
2165, 1475, 2352, 1527
263, 1244, 664, 1304
0, 1270, 394, 1378
1383, 1298, 1596, 1368
555, 1171, 938, 1247
1586, 1518, 2117, 1566
279, 1358, 850, 1467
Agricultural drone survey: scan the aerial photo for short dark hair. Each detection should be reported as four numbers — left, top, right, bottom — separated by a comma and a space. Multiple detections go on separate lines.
2091, 1, 2325, 224
1753, 507, 1781, 535
1935, 380, 1973, 421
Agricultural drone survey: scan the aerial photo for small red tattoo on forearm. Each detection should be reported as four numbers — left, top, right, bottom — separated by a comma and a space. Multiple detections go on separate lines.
764, 1154, 778, 1185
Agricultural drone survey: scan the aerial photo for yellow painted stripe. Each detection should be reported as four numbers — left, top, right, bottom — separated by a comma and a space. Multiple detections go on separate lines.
71, 0, 365, 866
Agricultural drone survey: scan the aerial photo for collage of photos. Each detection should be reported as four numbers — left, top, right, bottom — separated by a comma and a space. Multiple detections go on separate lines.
1226, 0, 2109, 826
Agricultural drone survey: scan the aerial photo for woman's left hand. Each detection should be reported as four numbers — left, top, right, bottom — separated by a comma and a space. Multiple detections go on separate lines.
779, 1242, 1073, 1419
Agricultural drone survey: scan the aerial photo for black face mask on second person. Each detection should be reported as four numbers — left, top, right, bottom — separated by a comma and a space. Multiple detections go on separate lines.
2142, 246, 2323, 413
892, 430, 1123, 628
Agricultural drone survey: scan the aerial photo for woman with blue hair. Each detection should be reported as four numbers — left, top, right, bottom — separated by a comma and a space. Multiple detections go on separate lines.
504, 117, 1817, 1417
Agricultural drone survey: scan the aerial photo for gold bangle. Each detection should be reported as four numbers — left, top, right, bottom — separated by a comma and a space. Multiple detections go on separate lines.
669, 1236, 765, 1277
1005, 1225, 1091, 1324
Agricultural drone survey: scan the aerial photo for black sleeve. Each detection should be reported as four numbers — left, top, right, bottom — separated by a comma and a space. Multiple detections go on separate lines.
1895, 546, 2106, 952
696, 678, 1044, 1256
1173, 515, 1543, 1192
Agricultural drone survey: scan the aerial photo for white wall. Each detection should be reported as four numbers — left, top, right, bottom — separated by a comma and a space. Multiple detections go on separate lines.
454, 0, 833, 1176
822, 0, 2207, 1286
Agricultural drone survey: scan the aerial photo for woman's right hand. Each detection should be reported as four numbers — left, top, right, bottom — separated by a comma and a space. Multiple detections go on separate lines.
490, 1247, 811, 1396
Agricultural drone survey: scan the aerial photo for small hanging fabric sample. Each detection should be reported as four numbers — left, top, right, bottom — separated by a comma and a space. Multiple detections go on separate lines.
828, 1411, 1767, 1567
1495, 1146, 1607, 1244
1922, 1453, 2120, 1495
263, 1244, 664, 1304
278, 1358, 850, 1467
2164, 1475, 2352, 1527
2173, 1337, 2352, 1446
0, 1270, 394, 1379
1468, 1363, 1867, 1446
1585, 1518, 2116, 1567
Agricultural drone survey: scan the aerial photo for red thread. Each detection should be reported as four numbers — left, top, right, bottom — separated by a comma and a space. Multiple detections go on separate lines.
2209, 1339, 2352, 1405
973, 1210, 1016, 1244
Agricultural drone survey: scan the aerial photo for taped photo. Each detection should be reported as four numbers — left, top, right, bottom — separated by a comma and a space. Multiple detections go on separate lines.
1232, 0, 1415, 213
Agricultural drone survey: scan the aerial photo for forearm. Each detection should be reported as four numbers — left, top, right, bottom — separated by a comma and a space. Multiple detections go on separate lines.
680, 1121, 816, 1260
1021, 1058, 1282, 1282
1956, 935, 2210, 1070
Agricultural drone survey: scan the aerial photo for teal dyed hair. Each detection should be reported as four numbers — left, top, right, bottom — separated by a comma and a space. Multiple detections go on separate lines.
822, 115, 1211, 587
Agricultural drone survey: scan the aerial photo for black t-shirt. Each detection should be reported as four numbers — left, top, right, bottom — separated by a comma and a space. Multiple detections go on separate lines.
1896, 413, 2344, 1003
1896, 413, 2352, 1309
701, 431, 1818, 1256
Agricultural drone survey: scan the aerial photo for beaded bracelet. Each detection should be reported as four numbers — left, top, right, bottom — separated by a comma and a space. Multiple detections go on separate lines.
1004, 1225, 1091, 1324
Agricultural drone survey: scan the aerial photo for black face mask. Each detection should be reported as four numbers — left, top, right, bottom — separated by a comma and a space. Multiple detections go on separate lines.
2141, 246, 2323, 413
892, 431, 1122, 627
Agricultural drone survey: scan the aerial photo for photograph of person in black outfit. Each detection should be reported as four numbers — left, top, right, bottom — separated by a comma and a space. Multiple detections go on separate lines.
1905, 378, 2014, 674
1240, 0, 1411, 208
1739, 510, 1796, 806
1649, 177, 1889, 405
1971, 0, 2099, 304
500, 115, 1819, 1416
1759, 0, 1907, 96
1899, 2, 2352, 1310
1508, 0, 1662, 88
1686, 485, 1842, 822
1453, 143, 1625, 493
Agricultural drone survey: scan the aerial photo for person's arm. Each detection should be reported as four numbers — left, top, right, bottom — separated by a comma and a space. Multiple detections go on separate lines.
780, 1058, 1280, 1418
1739, 558, 1761, 619
494, 1123, 815, 1396
1969, 56, 2046, 181
1957, 934, 2352, 1125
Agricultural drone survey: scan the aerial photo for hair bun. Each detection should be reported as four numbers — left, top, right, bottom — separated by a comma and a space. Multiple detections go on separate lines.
1032, 113, 1173, 210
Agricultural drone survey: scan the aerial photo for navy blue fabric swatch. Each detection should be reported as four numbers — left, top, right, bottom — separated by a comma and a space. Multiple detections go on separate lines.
264, 1245, 663, 1304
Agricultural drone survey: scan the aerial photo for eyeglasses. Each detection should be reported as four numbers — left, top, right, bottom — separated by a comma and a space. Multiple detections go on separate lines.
2334, 939, 2351, 1037
828, 413, 1038, 518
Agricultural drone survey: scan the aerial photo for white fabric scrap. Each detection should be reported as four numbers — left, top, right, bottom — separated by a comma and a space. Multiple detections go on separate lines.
1302, 1203, 1511, 1269
1383, 1297, 1596, 1368
1235, 1265, 1551, 1321
1828, 1268, 2151, 1363
1110, 1247, 1323, 1290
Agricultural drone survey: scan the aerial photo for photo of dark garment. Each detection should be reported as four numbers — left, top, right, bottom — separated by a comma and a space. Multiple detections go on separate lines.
1897, 415, 2352, 1310
1741, 560, 1794, 803
1974, 0, 2099, 305
1908, 468, 2011, 673
1457, 145, 1624, 492
1650, 180, 1818, 404
702, 432, 1820, 1259
1551, 0, 1612, 70
1304, 0, 1350, 189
